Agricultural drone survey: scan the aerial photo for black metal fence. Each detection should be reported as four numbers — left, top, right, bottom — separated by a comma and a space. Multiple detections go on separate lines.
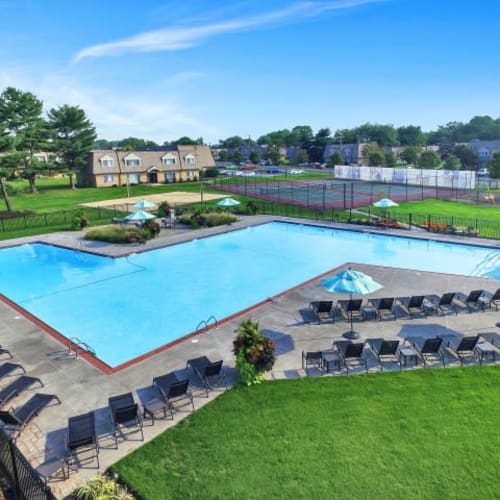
212, 176, 478, 210
0, 429, 56, 500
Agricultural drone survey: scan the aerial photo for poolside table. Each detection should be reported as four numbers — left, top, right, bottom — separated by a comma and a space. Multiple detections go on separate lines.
398, 346, 420, 368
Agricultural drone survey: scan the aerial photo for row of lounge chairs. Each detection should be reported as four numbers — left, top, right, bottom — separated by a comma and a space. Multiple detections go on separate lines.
310, 288, 500, 323
302, 332, 499, 375
53, 356, 228, 479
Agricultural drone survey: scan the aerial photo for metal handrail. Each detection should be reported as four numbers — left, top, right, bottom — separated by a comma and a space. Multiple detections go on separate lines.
195, 315, 218, 332
68, 337, 96, 358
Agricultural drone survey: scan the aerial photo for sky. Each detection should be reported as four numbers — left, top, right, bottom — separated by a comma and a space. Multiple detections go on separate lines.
1, 0, 500, 144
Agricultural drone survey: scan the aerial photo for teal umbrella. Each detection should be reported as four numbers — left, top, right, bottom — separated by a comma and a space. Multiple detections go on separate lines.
124, 210, 156, 222
217, 197, 240, 207
134, 199, 156, 209
321, 267, 382, 339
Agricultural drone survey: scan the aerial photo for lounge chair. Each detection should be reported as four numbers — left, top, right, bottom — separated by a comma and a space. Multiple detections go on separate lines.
446, 335, 480, 365
456, 289, 485, 311
153, 372, 194, 417
478, 288, 500, 311
366, 338, 401, 370
301, 351, 324, 374
479, 332, 500, 347
334, 340, 368, 374
0, 362, 25, 380
398, 296, 429, 318
431, 292, 458, 315
405, 337, 445, 367
310, 301, 334, 323
186, 356, 227, 396
0, 376, 44, 408
0, 346, 12, 359
369, 297, 397, 320
67, 411, 99, 469
337, 299, 363, 322
108, 392, 143, 446
0, 393, 61, 439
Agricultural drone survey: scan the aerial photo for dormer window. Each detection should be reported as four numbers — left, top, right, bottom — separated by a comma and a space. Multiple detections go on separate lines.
100, 155, 114, 167
162, 153, 177, 165
184, 153, 196, 165
124, 154, 141, 167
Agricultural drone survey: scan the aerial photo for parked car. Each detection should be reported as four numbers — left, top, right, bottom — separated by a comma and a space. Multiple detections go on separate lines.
289, 168, 304, 174
477, 168, 489, 177
266, 167, 280, 174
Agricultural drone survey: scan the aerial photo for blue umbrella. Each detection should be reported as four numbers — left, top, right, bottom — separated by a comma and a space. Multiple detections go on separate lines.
373, 198, 398, 208
217, 197, 240, 207
321, 267, 382, 339
124, 210, 156, 222
134, 199, 156, 209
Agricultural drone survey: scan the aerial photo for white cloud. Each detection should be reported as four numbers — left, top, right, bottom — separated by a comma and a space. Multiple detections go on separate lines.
73, 0, 386, 62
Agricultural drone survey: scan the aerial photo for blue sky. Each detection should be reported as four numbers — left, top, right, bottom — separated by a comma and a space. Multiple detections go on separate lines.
1, 0, 499, 144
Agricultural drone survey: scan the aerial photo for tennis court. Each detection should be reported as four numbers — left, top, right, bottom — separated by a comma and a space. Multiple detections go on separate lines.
214, 177, 469, 210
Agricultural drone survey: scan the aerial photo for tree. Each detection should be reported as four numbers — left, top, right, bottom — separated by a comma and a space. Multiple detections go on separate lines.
385, 151, 397, 168
308, 127, 331, 162
249, 150, 260, 164
218, 150, 228, 161
0, 124, 15, 211
47, 104, 97, 189
397, 125, 425, 146
400, 146, 420, 165
444, 154, 461, 170
488, 151, 500, 179
452, 144, 477, 169
171, 136, 200, 146
418, 150, 441, 169
296, 149, 309, 164
222, 136, 245, 148
0, 87, 50, 193
268, 145, 281, 165
362, 143, 385, 166
327, 151, 343, 168
231, 150, 243, 164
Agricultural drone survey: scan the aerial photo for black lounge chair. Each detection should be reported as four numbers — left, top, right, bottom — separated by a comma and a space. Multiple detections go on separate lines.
398, 296, 429, 318
479, 332, 500, 347
0, 375, 44, 408
334, 340, 368, 374
153, 372, 194, 417
310, 301, 334, 323
67, 411, 99, 469
456, 289, 485, 311
366, 338, 401, 370
370, 297, 397, 320
301, 351, 323, 374
108, 392, 144, 446
0, 346, 12, 359
478, 288, 500, 311
432, 292, 458, 315
0, 393, 61, 439
446, 335, 480, 365
186, 356, 227, 397
337, 299, 363, 321
406, 337, 445, 367
0, 362, 25, 380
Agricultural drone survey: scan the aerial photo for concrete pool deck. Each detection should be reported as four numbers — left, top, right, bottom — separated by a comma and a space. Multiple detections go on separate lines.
0, 216, 499, 498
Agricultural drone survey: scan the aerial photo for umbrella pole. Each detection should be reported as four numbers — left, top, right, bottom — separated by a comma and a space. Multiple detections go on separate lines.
343, 293, 360, 340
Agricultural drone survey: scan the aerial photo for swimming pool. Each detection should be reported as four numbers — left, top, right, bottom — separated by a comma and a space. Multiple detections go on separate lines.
1, 221, 499, 368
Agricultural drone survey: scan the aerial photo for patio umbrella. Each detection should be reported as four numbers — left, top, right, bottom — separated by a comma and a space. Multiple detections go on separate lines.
217, 197, 240, 207
124, 210, 156, 222
134, 199, 156, 210
373, 198, 398, 220
320, 267, 382, 339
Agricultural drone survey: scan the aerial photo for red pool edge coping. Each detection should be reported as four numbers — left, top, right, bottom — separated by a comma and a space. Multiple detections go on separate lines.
0, 263, 347, 375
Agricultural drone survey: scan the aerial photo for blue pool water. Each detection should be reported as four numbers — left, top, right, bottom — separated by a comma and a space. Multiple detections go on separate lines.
1, 222, 499, 367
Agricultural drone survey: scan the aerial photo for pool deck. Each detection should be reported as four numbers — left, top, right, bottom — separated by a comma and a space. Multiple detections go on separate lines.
0, 216, 499, 498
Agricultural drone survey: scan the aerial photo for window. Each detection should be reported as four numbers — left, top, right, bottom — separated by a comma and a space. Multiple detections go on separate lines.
128, 173, 139, 184
103, 174, 114, 183
162, 157, 176, 165
126, 159, 140, 167
165, 172, 174, 183
184, 154, 196, 165
101, 159, 113, 167
187, 169, 194, 179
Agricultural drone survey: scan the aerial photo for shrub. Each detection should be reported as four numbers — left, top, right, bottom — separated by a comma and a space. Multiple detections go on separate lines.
85, 226, 149, 244
74, 473, 134, 499
246, 200, 258, 215
178, 211, 237, 228
142, 219, 161, 237
157, 201, 172, 217
233, 319, 276, 385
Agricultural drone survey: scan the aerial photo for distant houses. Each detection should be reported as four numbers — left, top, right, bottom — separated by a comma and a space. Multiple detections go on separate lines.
77, 145, 215, 188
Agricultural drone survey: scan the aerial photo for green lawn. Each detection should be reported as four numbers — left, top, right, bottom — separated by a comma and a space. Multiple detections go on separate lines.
112, 367, 499, 500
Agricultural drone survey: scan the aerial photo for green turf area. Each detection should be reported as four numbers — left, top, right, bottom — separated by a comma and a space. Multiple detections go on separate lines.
112, 366, 499, 500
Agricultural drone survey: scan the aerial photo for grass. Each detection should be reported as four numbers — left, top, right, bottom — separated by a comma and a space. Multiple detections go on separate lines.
112, 366, 499, 499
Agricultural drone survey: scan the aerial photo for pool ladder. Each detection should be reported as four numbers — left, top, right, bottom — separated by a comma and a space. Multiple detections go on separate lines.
195, 315, 218, 332
67, 337, 96, 358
